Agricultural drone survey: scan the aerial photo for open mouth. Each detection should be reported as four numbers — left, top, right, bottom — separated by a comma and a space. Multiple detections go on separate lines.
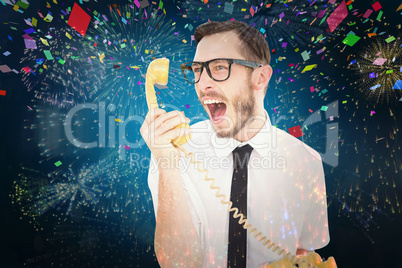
204, 99, 227, 122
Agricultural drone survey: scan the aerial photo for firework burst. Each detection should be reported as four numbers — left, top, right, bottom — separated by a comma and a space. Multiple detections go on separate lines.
346, 36, 402, 104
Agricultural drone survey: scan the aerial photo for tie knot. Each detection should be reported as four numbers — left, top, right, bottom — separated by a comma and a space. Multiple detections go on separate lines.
232, 144, 254, 169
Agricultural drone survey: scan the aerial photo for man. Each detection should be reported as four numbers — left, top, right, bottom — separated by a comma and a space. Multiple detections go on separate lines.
140, 20, 329, 268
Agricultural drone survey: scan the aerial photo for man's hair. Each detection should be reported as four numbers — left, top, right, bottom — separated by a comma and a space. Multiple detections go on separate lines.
194, 20, 271, 94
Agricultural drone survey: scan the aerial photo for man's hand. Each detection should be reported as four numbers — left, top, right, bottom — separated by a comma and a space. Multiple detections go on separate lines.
140, 108, 191, 162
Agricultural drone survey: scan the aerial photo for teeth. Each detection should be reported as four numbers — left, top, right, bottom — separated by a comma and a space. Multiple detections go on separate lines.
203, 99, 223, 104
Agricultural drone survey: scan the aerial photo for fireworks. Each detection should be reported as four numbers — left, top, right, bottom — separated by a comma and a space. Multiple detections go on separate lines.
84, 4, 194, 117
346, 37, 402, 104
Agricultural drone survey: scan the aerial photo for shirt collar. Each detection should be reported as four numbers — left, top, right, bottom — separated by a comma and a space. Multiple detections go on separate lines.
211, 109, 274, 159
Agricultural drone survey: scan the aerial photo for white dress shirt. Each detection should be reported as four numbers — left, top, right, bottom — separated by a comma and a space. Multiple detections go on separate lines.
148, 110, 330, 267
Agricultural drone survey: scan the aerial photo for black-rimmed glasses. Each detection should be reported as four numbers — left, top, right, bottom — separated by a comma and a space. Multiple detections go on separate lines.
180, 58, 263, 84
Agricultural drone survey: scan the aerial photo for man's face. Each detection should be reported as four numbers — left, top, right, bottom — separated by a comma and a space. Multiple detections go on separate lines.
193, 31, 257, 139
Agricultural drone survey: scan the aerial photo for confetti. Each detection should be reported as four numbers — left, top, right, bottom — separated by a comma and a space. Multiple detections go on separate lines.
288, 125, 303, 138
0, 65, 12, 73
327, 0, 348, 32
342, 33, 361, 47
372, 58, 387, 66
393, 80, 402, 90
67, 3, 91, 36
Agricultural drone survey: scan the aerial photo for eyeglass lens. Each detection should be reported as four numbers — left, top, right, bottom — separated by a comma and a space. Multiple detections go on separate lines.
184, 59, 230, 83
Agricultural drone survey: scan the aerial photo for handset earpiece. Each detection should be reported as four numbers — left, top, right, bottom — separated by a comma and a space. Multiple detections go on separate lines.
145, 58, 192, 147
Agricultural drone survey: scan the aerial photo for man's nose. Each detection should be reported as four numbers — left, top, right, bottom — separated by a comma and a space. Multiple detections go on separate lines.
198, 68, 214, 89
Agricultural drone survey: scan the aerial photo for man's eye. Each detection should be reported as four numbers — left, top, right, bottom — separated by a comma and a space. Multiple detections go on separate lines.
192, 67, 201, 72
214, 65, 227, 71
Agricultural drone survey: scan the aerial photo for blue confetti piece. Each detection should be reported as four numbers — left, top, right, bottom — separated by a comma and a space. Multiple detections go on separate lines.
393, 80, 402, 90
8, 35, 12, 41
370, 84, 381, 90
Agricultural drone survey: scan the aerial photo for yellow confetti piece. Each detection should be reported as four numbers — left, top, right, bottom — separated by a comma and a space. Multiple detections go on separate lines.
65, 32, 72, 39
43, 64, 48, 69
295, 48, 300, 52
301, 64, 317, 73
115, 118, 122, 122
182, 39, 187, 43
32, 18, 37, 27
13, 5, 19, 11
40, 38, 50, 46
53, 0, 58, 3
145, 49, 149, 54
99, 52, 105, 62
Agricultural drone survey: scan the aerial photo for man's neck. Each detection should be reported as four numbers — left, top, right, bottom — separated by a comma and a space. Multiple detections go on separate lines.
233, 109, 266, 142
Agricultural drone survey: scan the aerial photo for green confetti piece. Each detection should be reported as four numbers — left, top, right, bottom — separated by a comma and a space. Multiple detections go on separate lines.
43, 50, 53, 60
16, 0, 29, 9
321, 105, 328, 111
342, 33, 361, 47
376, 10, 383, 21
386, 70, 393, 74
385, 36, 396, 43
58, 59, 65, 65
39, 68, 43, 73
342, 100, 347, 104
319, 15, 328, 26
54, 160, 62, 167
348, 4, 353, 10
121, 43, 126, 48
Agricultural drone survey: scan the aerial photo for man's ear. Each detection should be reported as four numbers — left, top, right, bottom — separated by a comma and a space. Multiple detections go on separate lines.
252, 65, 272, 91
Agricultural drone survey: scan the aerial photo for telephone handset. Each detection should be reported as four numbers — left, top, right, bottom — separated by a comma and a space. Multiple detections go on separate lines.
145, 58, 192, 147
145, 59, 337, 268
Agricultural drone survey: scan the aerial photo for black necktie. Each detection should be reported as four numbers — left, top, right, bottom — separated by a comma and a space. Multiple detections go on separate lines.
227, 144, 253, 268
